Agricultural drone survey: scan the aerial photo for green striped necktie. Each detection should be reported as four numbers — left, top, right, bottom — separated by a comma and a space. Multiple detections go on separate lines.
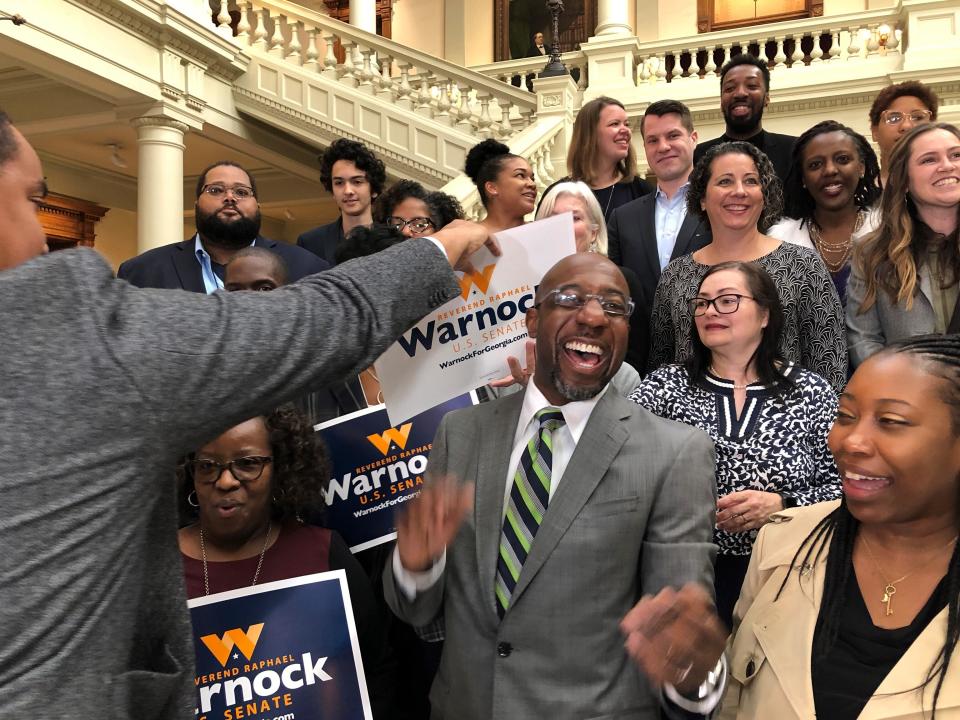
495, 406, 566, 619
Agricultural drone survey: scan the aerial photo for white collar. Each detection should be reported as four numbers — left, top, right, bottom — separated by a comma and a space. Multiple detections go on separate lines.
655, 181, 691, 201
514, 377, 609, 446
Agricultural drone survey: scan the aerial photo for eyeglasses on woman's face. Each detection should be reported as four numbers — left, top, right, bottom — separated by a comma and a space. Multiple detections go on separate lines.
188, 456, 273, 485
880, 109, 933, 126
689, 293, 755, 316
386, 216, 435, 235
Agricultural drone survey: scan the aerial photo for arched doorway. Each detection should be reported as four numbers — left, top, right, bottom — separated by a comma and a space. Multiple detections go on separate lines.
494, 0, 597, 61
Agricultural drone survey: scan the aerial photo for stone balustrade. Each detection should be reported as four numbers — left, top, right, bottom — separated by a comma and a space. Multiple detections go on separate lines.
632, 7, 903, 90
472, 52, 589, 93
212, 0, 536, 139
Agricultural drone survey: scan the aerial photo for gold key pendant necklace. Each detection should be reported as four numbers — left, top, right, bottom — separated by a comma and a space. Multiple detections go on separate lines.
860, 533, 958, 616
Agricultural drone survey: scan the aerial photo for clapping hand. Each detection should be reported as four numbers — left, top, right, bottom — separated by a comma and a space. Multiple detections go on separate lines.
396, 476, 474, 572
620, 584, 727, 695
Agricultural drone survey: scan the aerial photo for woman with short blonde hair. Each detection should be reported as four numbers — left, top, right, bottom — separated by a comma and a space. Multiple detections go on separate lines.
535, 180, 608, 255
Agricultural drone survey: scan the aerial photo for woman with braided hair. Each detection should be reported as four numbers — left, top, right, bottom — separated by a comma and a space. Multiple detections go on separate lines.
847, 122, 960, 368
769, 120, 882, 304
719, 333, 960, 719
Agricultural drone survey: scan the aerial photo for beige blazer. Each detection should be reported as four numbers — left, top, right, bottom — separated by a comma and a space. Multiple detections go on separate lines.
720, 500, 960, 720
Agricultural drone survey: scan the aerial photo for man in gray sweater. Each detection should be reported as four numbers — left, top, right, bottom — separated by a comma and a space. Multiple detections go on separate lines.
0, 113, 494, 719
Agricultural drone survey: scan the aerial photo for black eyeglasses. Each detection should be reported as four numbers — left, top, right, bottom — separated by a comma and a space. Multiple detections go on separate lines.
880, 109, 933, 126
688, 294, 755, 316
187, 456, 273, 485
201, 184, 256, 200
386, 216, 435, 234
537, 287, 634, 317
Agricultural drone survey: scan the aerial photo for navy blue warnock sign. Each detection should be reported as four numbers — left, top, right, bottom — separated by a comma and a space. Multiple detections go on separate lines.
189, 572, 371, 720
315, 394, 475, 552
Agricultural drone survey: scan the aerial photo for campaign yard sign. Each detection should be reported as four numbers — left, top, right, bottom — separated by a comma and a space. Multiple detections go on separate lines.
375, 212, 576, 424
189, 571, 371, 720
315, 393, 476, 553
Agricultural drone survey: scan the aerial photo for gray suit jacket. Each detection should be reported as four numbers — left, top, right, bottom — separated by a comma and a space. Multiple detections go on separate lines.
845, 261, 937, 368
0, 238, 458, 719
384, 388, 717, 720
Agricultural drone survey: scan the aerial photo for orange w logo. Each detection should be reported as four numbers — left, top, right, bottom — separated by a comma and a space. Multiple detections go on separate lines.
458, 263, 496, 300
367, 423, 413, 455
200, 623, 265, 667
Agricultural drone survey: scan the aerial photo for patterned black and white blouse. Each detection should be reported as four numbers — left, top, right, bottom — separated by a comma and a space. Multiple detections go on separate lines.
630, 363, 841, 556
646, 243, 848, 392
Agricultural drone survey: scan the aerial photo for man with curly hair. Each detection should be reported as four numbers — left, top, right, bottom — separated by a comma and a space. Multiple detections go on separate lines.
298, 138, 387, 266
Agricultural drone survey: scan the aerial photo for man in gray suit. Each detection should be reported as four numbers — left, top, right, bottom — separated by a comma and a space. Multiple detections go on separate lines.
0, 112, 495, 719
385, 253, 726, 719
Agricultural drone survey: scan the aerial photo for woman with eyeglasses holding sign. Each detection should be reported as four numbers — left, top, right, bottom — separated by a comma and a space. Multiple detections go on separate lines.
869, 80, 939, 185
647, 141, 848, 393
631, 261, 840, 627
176, 405, 397, 718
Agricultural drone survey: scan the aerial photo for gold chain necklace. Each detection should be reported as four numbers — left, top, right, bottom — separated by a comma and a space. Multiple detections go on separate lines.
200, 520, 272, 596
859, 532, 957, 616
809, 211, 865, 274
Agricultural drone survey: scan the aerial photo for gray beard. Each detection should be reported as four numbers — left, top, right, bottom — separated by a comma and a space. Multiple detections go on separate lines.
550, 367, 604, 402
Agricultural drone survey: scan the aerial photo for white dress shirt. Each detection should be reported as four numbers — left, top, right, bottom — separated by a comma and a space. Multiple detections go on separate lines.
654, 183, 690, 271
393, 379, 608, 599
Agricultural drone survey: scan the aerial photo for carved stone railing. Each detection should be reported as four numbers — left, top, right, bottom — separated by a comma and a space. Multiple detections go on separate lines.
472, 52, 589, 92
631, 6, 905, 90
471, 5, 907, 104
212, 0, 536, 141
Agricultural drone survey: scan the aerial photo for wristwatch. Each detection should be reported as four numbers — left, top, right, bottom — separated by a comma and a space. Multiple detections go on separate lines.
777, 492, 798, 509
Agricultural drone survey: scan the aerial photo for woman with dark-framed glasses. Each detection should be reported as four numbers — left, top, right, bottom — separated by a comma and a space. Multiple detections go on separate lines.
176, 405, 397, 717
631, 261, 841, 626
868, 80, 939, 185
372, 179, 465, 238
647, 141, 847, 392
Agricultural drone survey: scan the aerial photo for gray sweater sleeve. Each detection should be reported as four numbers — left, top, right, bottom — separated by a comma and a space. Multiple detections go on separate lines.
77, 237, 460, 451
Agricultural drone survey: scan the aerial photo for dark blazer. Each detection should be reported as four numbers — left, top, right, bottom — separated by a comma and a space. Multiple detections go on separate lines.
117, 236, 329, 291
608, 193, 712, 311
297, 218, 344, 267
693, 129, 796, 186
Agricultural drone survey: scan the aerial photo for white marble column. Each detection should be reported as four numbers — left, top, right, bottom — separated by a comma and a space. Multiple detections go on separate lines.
595, 0, 633, 36
132, 116, 189, 253
349, 0, 378, 33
